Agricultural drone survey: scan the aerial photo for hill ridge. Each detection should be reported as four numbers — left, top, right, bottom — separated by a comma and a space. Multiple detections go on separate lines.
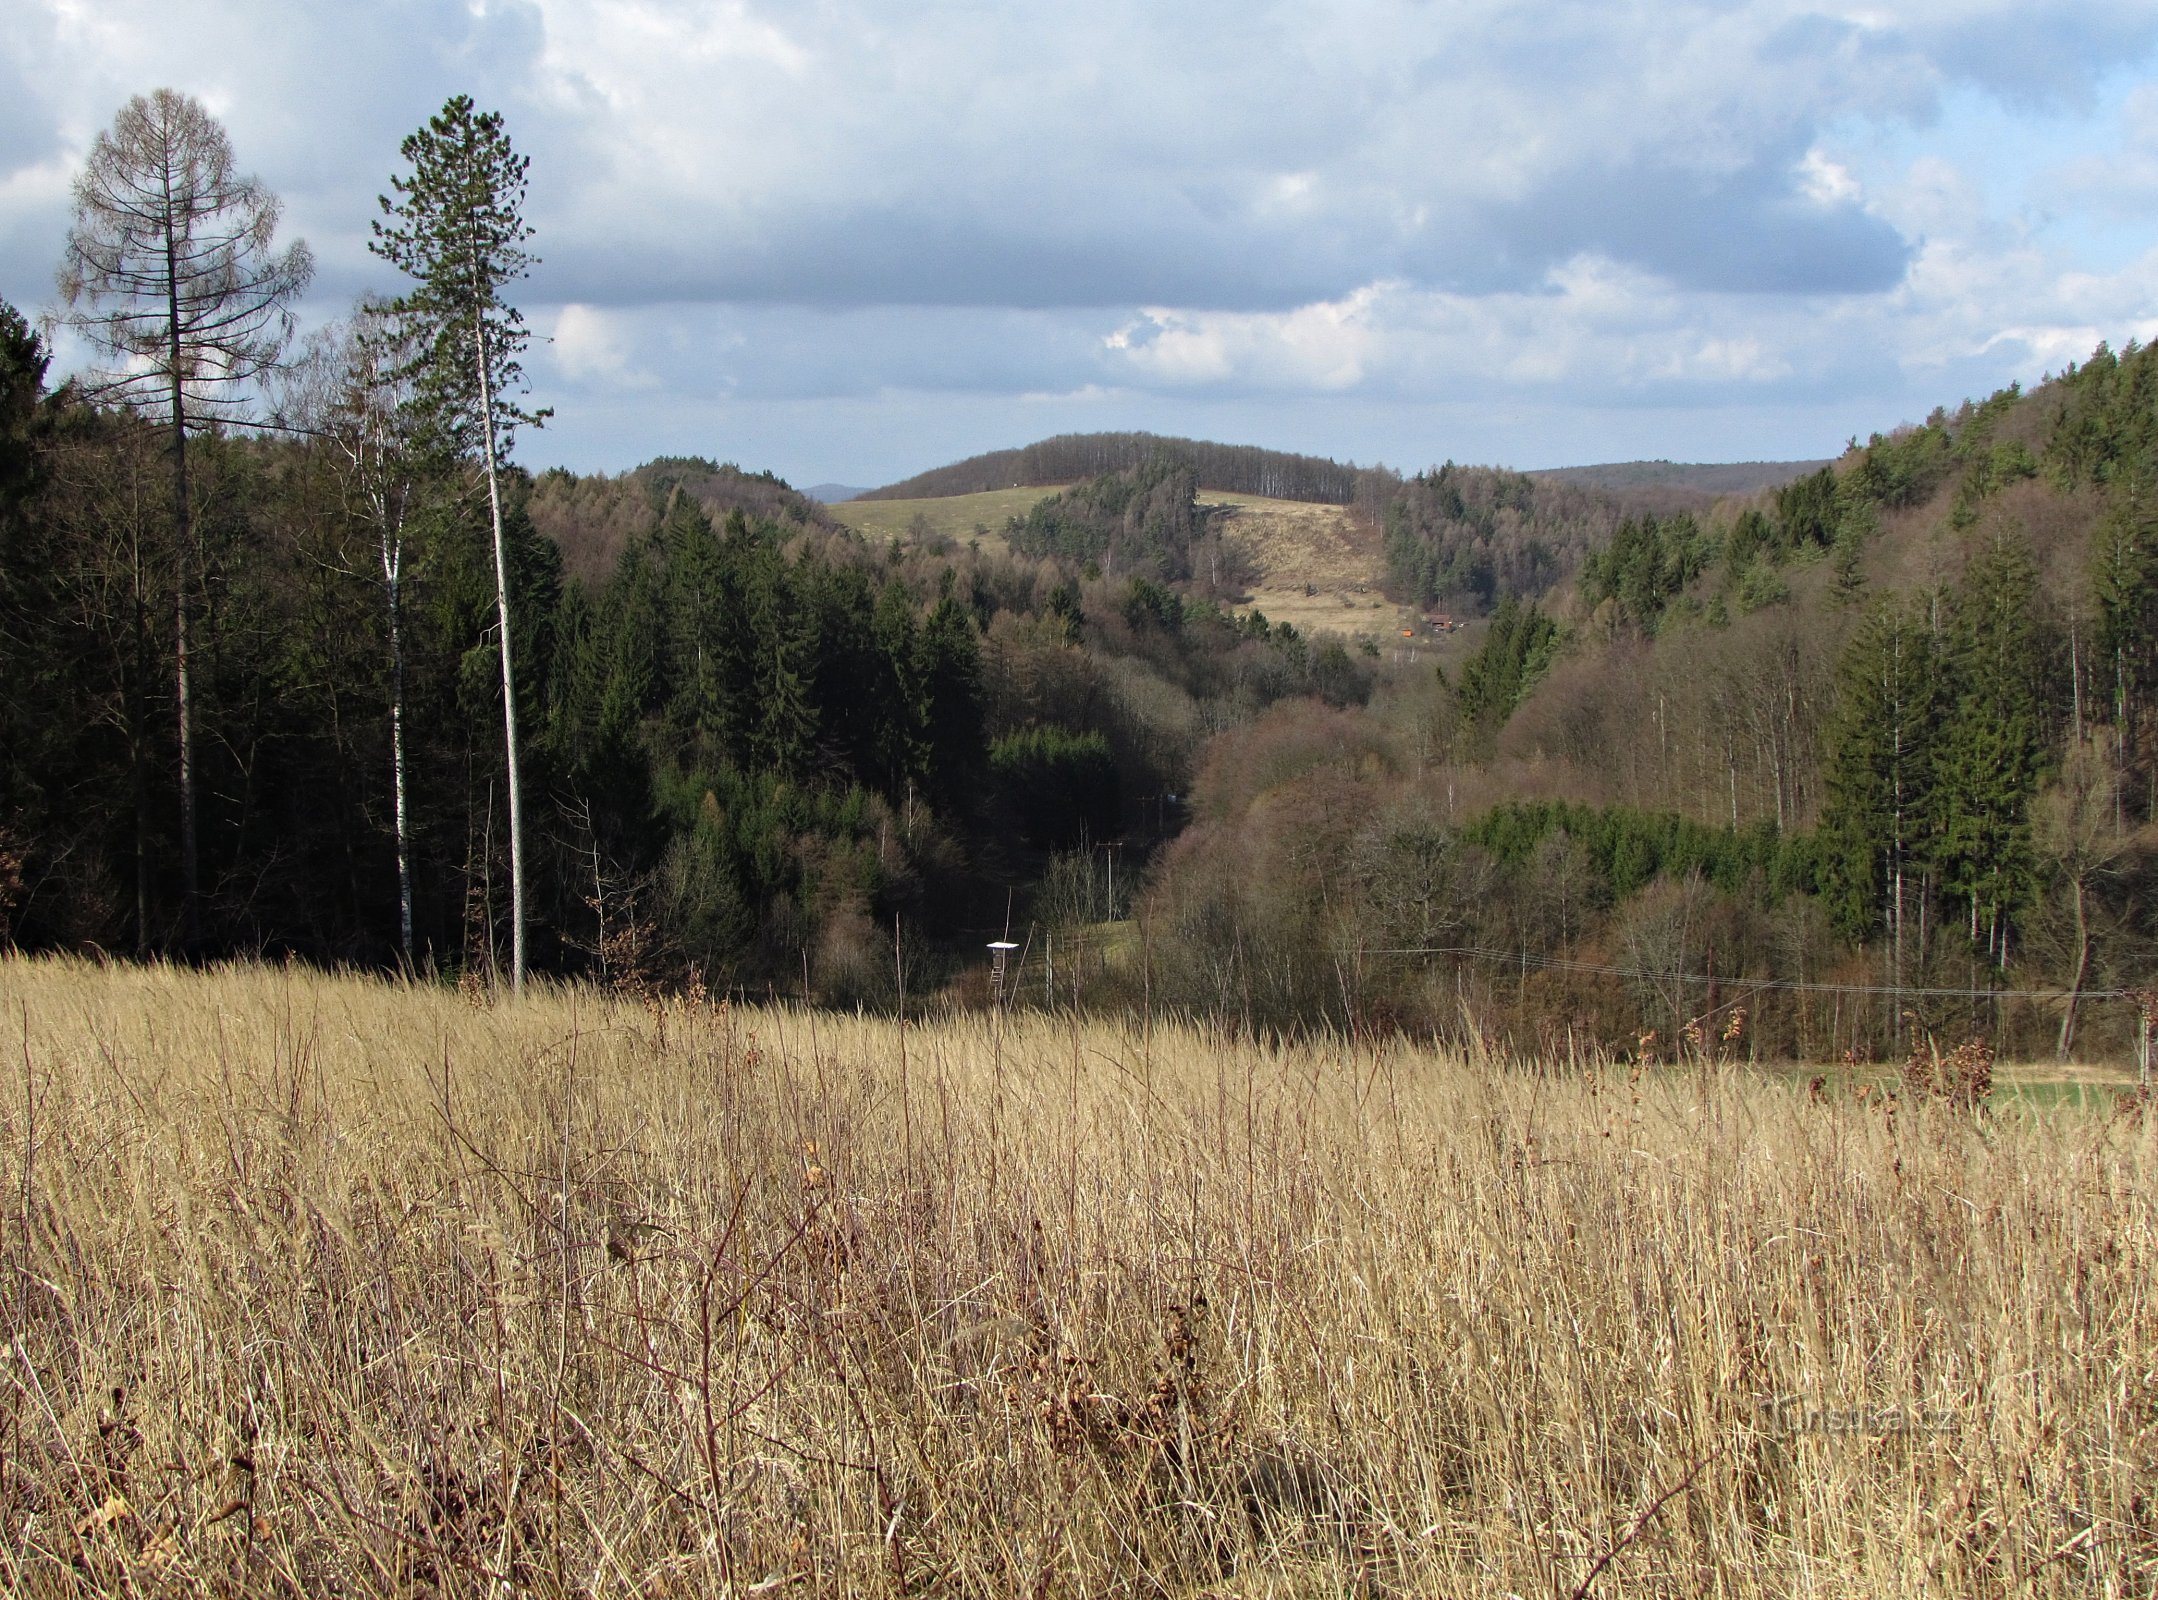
862, 433, 1835, 514
1529, 458, 1834, 497
857, 431, 1386, 506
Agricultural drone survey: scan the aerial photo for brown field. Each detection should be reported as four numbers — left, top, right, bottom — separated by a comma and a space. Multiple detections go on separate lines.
2, 954, 2153, 1597
1200, 493, 1409, 642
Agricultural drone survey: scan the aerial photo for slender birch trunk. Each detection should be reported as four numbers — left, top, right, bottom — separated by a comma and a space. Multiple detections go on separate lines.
382, 522, 413, 969
2057, 879, 2091, 1060
474, 311, 525, 992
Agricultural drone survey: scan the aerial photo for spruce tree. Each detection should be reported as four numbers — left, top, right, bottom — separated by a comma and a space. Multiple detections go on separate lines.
917, 572, 985, 810
871, 579, 925, 797
1818, 599, 1943, 989
2091, 485, 2158, 817
660, 494, 729, 758
1933, 536, 2046, 965
749, 567, 817, 776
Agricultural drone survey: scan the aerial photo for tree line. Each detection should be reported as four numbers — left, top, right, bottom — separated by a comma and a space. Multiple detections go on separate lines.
1382, 463, 1623, 614
0, 92, 1388, 994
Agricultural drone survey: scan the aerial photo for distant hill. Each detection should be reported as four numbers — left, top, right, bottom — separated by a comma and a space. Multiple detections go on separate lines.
851, 437, 1859, 624
1529, 459, 1832, 498
529, 457, 843, 584
867, 438, 1830, 510
859, 431, 1390, 506
804, 483, 869, 503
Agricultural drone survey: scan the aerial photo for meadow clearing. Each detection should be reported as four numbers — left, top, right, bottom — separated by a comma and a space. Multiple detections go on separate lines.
832, 486, 1433, 648
831, 488, 1055, 554
0, 954, 2152, 1597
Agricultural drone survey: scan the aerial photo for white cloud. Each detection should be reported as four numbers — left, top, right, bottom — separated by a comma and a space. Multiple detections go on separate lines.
1110, 286, 1390, 392
2051, 81, 2158, 210
1798, 150, 1863, 206
548, 302, 656, 388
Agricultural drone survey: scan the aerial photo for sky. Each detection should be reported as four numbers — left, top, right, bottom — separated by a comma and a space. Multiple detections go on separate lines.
2, 1, 2156, 489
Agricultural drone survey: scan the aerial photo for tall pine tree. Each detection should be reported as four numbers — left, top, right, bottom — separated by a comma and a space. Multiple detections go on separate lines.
2091, 484, 2158, 820
372, 96, 546, 989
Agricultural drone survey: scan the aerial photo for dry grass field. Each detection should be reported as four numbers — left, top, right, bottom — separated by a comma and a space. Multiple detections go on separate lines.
1200, 494, 1405, 642
1, 954, 2153, 1597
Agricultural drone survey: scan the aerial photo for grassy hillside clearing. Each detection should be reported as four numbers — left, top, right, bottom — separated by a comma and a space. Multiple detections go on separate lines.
837, 485, 1408, 641
1201, 491, 1408, 640
2, 955, 2151, 1597
831, 486, 1058, 553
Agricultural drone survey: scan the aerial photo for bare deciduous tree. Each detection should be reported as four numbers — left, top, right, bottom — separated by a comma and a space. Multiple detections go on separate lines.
278, 303, 422, 968
2036, 735, 2132, 1059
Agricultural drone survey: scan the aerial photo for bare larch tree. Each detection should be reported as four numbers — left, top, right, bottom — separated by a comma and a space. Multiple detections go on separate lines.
53, 88, 312, 951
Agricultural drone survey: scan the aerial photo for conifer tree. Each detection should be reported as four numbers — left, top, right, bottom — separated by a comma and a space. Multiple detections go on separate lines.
2091, 486, 2158, 818
1455, 596, 1560, 734
1933, 536, 2046, 965
0, 302, 45, 502
660, 494, 729, 754
871, 579, 925, 795
1818, 598, 1942, 1017
372, 96, 545, 990
750, 567, 817, 775
917, 572, 985, 809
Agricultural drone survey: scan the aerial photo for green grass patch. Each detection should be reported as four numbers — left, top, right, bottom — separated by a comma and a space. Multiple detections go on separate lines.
833, 487, 1062, 549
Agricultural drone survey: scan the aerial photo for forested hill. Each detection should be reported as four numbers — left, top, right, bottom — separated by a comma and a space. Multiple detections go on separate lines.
857, 437, 1831, 619
858, 431, 1392, 505
530, 456, 844, 584
0, 291, 1372, 995
1149, 339, 2158, 1061
1530, 458, 1831, 499
13, 243, 2158, 1065
1374, 460, 1827, 611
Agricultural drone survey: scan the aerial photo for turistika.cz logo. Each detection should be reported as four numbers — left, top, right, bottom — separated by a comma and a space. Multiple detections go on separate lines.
1755, 1397, 1956, 1437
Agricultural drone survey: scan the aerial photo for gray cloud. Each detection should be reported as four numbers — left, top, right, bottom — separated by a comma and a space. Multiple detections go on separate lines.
3, 0, 2155, 482
1473, 155, 1913, 296
502, 0, 2148, 314
1916, 2, 2158, 112
7, 0, 2150, 319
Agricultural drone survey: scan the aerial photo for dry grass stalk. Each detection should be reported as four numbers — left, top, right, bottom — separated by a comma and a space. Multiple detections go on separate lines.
0, 952, 2152, 1597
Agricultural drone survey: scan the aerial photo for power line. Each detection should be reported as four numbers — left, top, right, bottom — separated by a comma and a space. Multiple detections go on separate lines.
987, 923, 2150, 1015
1355, 942, 2145, 1005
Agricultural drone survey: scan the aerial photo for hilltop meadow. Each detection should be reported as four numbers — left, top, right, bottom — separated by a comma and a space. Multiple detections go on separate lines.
1, 953, 2153, 1598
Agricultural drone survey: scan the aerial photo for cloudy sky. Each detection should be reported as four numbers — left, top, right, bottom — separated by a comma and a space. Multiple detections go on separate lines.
3, 1, 2155, 487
